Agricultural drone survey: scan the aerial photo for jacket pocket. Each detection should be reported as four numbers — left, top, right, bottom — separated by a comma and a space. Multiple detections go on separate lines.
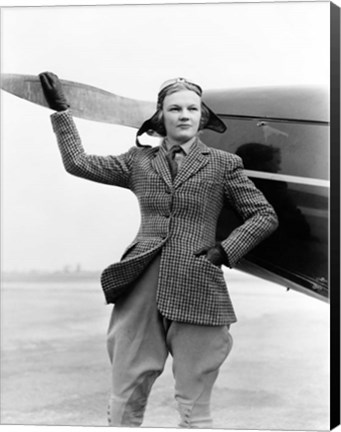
121, 238, 166, 261
196, 254, 224, 273
120, 241, 139, 261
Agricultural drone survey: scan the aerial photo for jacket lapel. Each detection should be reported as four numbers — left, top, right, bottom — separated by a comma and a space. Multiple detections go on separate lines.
174, 139, 210, 189
150, 139, 211, 189
151, 144, 173, 189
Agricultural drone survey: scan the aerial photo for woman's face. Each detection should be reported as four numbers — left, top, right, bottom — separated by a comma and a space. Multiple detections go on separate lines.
162, 90, 201, 144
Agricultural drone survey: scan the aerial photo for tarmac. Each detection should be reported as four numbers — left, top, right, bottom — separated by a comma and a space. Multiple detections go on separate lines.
1, 270, 330, 430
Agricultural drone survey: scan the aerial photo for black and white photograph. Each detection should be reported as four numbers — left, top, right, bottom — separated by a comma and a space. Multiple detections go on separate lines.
0, 0, 339, 430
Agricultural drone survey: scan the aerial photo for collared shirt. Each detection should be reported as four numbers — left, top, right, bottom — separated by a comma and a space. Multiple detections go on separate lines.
163, 138, 195, 170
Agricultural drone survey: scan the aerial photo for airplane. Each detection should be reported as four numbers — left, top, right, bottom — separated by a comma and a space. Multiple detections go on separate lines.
1, 74, 330, 302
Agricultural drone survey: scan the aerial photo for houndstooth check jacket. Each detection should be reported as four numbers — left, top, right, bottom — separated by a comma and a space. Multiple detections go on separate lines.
51, 110, 278, 326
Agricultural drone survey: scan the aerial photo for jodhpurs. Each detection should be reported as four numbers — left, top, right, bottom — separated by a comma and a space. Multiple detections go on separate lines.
106, 254, 233, 427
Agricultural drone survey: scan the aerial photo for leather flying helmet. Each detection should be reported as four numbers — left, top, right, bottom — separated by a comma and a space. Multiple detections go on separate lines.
136, 78, 227, 146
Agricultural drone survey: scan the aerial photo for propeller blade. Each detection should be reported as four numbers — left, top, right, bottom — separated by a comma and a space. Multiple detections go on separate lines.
1, 73, 156, 129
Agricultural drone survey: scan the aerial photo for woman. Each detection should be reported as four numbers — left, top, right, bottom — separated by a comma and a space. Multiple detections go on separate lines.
39, 72, 278, 428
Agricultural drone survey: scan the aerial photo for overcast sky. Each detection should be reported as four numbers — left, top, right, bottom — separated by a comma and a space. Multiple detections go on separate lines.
1, 1, 330, 272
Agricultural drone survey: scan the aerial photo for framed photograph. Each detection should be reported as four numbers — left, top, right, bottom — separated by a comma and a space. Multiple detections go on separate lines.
1, 1, 339, 430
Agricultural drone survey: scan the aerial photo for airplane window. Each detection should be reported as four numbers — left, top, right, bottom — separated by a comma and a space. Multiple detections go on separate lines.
202, 119, 329, 181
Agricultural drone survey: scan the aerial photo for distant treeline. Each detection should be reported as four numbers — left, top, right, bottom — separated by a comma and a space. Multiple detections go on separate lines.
2, 270, 101, 282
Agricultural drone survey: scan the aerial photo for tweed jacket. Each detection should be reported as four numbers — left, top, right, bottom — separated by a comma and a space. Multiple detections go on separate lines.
51, 110, 278, 326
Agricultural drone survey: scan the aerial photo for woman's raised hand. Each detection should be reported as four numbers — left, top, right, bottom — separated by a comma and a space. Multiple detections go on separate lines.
39, 72, 70, 112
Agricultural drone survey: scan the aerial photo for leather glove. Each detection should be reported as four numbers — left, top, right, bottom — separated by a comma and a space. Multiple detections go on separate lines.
194, 243, 228, 267
39, 72, 70, 111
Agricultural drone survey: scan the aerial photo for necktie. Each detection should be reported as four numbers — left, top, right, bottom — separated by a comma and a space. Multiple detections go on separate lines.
166, 145, 183, 179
